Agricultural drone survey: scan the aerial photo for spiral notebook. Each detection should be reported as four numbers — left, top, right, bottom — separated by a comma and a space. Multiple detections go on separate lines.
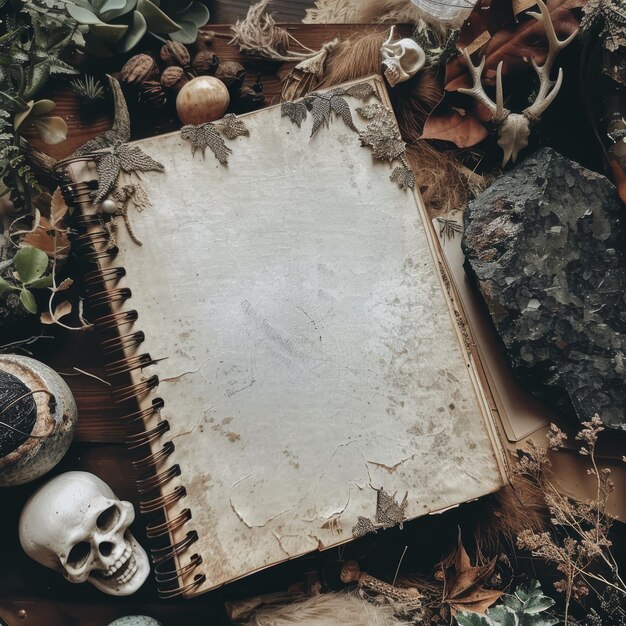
56, 76, 508, 598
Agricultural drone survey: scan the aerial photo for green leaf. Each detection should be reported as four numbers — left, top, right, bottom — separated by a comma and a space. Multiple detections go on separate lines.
456, 611, 494, 626
66, 3, 103, 24
13, 100, 34, 132
115, 10, 147, 52
182, 1, 209, 26
20, 288, 37, 314
89, 21, 129, 45
28, 275, 53, 289
137, 0, 181, 33
487, 605, 519, 626
100, 0, 137, 21
14, 246, 49, 284
0, 276, 16, 294
83, 33, 114, 57
168, 19, 199, 44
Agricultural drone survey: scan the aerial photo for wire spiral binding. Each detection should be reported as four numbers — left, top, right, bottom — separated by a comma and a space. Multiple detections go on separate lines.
56, 157, 204, 599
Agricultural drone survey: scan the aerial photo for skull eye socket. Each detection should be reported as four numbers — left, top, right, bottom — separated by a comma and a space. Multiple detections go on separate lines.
67, 541, 91, 568
96, 505, 120, 531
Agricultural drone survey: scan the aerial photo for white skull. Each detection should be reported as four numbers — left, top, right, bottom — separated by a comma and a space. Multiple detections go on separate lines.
381, 26, 426, 87
18, 471, 150, 596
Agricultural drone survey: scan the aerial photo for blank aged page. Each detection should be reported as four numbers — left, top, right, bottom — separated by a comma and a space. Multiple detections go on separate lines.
73, 77, 506, 596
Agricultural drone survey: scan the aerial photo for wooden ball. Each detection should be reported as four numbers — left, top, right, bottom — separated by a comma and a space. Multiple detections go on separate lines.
176, 76, 229, 125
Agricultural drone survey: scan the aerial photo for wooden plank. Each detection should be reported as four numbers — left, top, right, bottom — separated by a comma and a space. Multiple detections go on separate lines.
206, 0, 312, 23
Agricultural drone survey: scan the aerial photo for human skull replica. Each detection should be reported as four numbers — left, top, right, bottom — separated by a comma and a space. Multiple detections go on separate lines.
19, 471, 150, 596
381, 26, 425, 87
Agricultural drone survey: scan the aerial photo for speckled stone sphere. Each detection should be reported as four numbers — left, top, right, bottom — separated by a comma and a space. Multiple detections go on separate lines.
107, 617, 162, 626
176, 75, 230, 125
0, 355, 77, 486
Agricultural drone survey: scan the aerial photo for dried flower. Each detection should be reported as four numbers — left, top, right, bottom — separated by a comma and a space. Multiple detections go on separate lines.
547, 423, 567, 450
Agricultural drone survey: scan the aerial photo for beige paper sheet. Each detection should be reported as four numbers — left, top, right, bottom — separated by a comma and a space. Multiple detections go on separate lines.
72, 77, 507, 596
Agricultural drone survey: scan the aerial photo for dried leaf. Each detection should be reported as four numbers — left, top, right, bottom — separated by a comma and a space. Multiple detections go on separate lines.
421, 109, 489, 148
40, 300, 72, 324
54, 277, 74, 292
22, 217, 70, 259
442, 531, 503, 615
50, 187, 69, 226
445, 0, 586, 91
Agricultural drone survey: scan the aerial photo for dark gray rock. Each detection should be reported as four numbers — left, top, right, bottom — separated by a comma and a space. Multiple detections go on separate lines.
463, 147, 625, 429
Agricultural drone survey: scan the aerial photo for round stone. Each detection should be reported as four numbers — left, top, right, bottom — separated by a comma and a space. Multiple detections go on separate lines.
0, 355, 78, 486
107, 617, 162, 626
176, 75, 230, 125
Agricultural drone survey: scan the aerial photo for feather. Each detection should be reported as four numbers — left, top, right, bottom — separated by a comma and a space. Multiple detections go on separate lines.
246, 592, 411, 626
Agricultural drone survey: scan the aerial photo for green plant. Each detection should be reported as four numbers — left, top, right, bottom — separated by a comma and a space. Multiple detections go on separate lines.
65, 0, 210, 56
0, 246, 52, 313
0, 0, 77, 208
456, 581, 558, 626
69, 73, 105, 101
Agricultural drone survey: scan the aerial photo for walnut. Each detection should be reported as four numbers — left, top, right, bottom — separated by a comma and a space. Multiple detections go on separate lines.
160, 41, 190, 68
192, 51, 219, 75
215, 61, 246, 91
119, 54, 158, 85
161, 66, 189, 91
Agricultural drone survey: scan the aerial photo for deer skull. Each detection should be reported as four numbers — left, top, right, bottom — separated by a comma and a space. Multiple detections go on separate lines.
458, 0, 577, 166
18, 471, 150, 596
381, 26, 426, 87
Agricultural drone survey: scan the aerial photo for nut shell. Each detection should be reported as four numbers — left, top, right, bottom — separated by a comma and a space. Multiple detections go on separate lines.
120, 54, 157, 85
192, 51, 219, 75
215, 61, 246, 91
160, 41, 190, 67
161, 66, 189, 91
176, 76, 230, 125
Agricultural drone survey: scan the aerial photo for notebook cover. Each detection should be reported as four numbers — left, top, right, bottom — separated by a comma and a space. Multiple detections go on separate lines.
62, 76, 508, 598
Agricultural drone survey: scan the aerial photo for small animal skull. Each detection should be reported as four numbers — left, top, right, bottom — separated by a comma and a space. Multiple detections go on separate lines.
381, 26, 426, 87
19, 471, 150, 596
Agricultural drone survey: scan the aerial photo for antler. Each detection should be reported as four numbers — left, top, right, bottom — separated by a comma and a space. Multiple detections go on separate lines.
524, 0, 578, 120
458, 49, 508, 124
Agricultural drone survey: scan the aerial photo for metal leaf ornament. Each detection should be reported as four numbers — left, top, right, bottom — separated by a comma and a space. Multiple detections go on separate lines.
281, 82, 381, 137
357, 103, 415, 190
93, 142, 164, 204
181, 114, 249, 164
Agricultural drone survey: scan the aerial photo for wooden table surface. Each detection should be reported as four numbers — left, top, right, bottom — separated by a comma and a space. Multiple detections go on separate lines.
0, 8, 420, 626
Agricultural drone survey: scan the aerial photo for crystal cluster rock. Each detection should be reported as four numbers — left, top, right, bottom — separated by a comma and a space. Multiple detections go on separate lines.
463, 147, 625, 429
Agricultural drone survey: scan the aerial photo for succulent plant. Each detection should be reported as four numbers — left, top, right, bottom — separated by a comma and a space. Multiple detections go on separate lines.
65, 0, 210, 57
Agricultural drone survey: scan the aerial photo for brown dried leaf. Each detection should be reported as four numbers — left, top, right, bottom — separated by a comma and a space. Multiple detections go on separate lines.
442, 531, 503, 615
445, 0, 586, 91
40, 300, 72, 324
50, 187, 69, 226
22, 217, 70, 259
421, 109, 489, 148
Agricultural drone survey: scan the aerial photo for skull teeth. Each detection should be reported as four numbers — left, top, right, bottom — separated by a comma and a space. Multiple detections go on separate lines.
100, 543, 132, 579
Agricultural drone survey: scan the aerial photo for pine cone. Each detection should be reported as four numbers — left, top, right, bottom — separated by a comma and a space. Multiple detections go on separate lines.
138, 80, 167, 108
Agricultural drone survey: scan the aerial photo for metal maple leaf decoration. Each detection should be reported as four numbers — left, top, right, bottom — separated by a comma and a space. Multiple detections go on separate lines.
357, 103, 415, 190
281, 82, 381, 137
180, 113, 250, 164
93, 142, 164, 204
